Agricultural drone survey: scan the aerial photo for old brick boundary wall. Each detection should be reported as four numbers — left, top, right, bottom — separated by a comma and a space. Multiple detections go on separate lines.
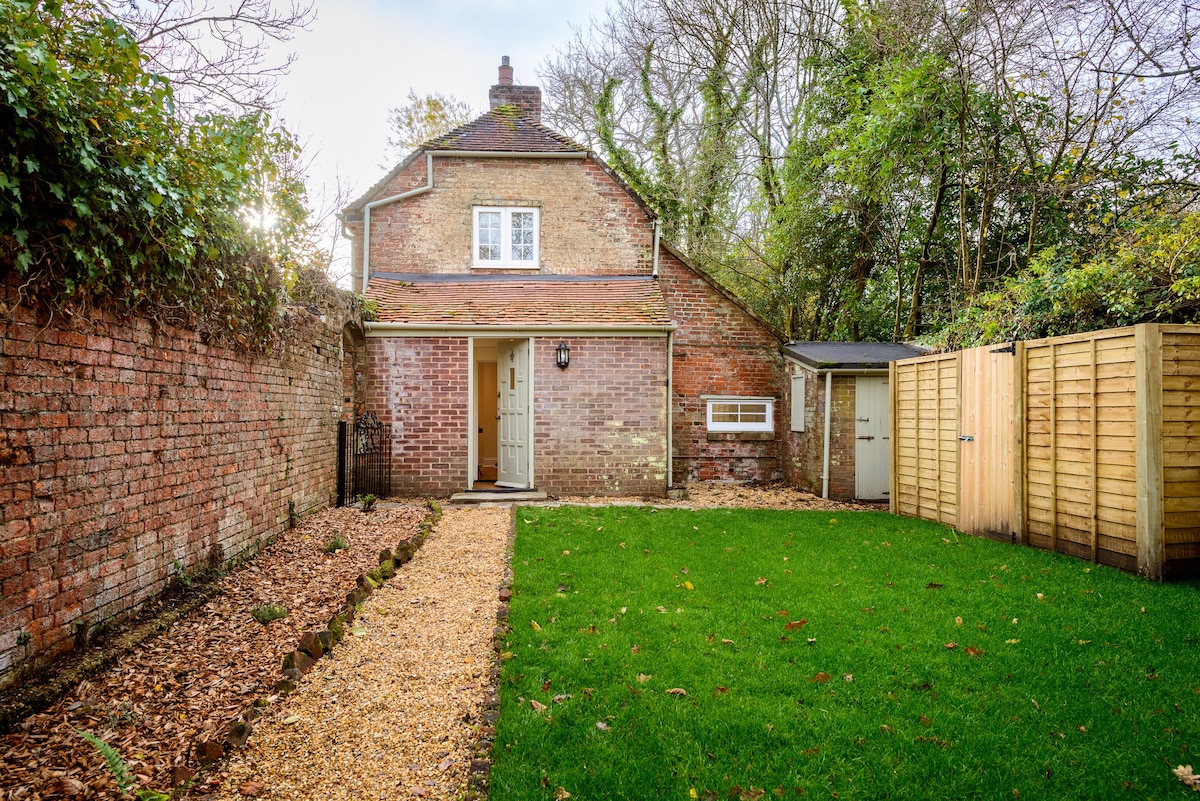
0, 280, 360, 686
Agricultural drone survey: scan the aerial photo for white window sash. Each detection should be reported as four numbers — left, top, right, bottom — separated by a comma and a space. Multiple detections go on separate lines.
706, 396, 775, 433
473, 207, 539, 268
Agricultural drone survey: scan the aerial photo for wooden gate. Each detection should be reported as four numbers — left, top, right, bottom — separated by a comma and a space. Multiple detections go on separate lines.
957, 344, 1019, 540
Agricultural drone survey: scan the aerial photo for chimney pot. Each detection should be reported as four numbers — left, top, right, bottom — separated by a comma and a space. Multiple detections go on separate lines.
489, 56, 541, 120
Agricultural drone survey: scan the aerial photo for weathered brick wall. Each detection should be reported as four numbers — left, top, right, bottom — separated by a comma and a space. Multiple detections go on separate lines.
783, 369, 857, 499
345, 155, 654, 290
0, 284, 355, 685
534, 337, 668, 495
364, 336, 469, 496
657, 251, 786, 484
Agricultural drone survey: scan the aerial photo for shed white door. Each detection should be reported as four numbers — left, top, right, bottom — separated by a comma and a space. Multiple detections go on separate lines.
855, 375, 890, 500
497, 339, 530, 488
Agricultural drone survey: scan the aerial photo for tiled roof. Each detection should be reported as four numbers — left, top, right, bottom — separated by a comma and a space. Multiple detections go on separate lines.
366, 276, 671, 328
424, 105, 588, 153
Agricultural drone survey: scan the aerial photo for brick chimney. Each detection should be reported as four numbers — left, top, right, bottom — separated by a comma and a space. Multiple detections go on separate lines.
489, 56, 542, 121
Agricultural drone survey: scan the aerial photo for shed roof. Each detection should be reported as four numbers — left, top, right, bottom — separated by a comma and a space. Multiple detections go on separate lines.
366, 274, 671, 328
783, 341, 926, 371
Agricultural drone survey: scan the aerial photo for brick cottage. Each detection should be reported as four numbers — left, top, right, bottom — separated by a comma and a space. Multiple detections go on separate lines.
342, 59, 792, 497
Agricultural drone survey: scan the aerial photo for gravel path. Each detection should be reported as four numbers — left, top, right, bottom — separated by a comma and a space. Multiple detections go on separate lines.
211, 506, 512, 801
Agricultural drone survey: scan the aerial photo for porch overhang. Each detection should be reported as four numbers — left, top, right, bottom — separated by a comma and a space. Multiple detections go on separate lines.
363, 322, 676, 337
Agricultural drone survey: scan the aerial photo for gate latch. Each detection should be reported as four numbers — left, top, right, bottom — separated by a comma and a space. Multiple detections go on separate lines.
857, 435, 875, 441
958, 435, 975, 442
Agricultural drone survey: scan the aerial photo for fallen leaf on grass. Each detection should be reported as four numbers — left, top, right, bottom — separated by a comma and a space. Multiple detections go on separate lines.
755, 577, 769, 585
809, 672, 831, 683
919, 714, 932, 726
955, 616, 963, 626
1175, 765, 1200, 791
926, 582, 943, 590
656, 606, 668, 613
531, 620, 542, 632
542, 680, 552, 691
554, 787, 572, 800
944, 642, 958, 649
965, 646, 984, 657
666, 688, 688, 696
844, 674, 854, 682
596, 721, 610, 731
714, 686, 728, 695
784, 620, 808, 631
552, 694, 572, 704
637, 674, 652, 683
722, 638, 734, 645
1006, 639, 1020, 645
530, 700, 548, 713
684, 581, 695, 590
631, 645, 641, 654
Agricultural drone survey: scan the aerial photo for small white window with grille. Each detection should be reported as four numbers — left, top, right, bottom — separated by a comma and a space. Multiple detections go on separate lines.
706, 397, 775, 433
473, 206, 539, 268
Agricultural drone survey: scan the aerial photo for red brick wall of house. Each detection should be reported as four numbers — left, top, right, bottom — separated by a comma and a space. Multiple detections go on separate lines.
782, 368, 857, 499
363, 335, 670, 496
534, 337, 668, 495
0, 284, 354, 685
364, 336, 470, 497
657, 251, 786, 484
345, 155, 655, 290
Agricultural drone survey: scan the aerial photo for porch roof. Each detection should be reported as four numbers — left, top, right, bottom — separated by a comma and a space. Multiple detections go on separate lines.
366, 274, 672, 328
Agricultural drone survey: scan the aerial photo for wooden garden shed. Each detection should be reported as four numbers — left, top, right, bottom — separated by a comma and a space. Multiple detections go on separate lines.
890, 323, 1200, 579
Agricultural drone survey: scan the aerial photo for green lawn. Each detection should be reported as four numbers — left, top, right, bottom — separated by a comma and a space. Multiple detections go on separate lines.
490, 506, 1200, 800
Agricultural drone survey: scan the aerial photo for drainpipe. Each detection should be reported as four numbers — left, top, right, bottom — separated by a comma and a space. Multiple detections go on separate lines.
821, 371, 833, 499
361, 152, 435, 294
666, 330, 673, 489
652, 219, 661, 278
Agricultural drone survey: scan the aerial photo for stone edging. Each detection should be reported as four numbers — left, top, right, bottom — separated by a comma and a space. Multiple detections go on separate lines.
463, 505, 518, 800
192, 500, 444, 768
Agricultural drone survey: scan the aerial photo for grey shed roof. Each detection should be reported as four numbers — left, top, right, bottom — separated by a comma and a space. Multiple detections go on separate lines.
783, 341, 926, 371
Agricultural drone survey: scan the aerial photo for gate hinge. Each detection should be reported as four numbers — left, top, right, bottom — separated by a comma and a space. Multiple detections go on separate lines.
990, 342, 1016, 354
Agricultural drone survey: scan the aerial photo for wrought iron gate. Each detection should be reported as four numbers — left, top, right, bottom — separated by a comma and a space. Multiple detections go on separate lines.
337, 411, 392, 506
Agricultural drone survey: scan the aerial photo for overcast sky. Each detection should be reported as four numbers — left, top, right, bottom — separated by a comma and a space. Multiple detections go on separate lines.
267, 0, 611, 274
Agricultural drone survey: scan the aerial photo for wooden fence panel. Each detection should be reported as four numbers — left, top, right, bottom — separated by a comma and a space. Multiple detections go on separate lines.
1160, 326, 1200, 575
891, 352, 959, 526
1023, 328, 1138, 571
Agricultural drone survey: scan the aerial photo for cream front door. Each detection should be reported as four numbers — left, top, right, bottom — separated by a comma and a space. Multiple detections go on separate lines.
497, 339, 530, 488
855, 375, 890, 500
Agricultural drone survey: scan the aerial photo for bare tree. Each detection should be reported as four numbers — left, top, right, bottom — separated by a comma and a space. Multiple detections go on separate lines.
100, 0, 315, 113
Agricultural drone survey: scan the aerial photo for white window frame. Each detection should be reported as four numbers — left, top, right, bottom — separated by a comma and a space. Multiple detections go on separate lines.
705, 396, 775, 433
472, 206, 539, 269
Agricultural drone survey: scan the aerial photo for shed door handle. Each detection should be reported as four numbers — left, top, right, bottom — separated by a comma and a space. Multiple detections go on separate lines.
857, 435, 875, 441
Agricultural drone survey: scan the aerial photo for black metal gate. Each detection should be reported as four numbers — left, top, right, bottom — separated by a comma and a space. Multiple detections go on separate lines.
337, 411, 392, 506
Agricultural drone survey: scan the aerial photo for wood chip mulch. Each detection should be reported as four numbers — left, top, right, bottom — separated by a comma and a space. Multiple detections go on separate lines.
209, 506, 511, 801
557, 480, 881, 512
0, 506, 426, 800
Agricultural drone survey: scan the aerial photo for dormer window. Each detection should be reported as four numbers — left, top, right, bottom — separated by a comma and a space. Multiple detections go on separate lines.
473, 206, 539, 268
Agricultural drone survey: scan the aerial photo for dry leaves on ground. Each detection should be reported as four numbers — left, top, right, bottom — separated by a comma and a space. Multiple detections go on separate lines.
0, 507, 424, 800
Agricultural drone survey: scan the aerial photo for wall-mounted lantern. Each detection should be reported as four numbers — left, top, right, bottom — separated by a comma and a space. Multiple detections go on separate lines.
555, 341, 570, 369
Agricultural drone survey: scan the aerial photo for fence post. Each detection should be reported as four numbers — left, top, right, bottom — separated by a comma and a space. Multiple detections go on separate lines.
1135, 324, 1164, 580
336, 420, 348, 508
1012, 341, 1027, 545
